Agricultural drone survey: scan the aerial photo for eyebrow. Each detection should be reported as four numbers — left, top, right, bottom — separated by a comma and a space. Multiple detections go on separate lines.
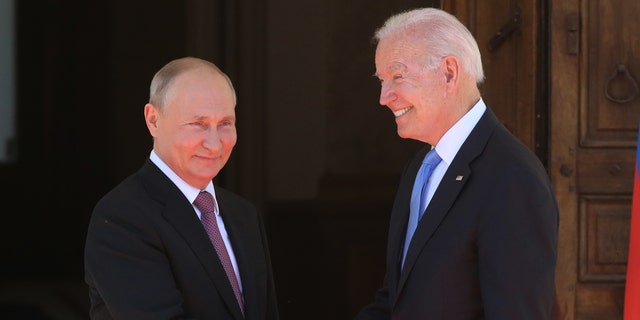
373, 62, 408, 78
220, 115, 236, 122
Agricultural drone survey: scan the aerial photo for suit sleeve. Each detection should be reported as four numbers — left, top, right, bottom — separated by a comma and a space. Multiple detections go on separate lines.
84, 200, 195, 320
477, 167, 559, 320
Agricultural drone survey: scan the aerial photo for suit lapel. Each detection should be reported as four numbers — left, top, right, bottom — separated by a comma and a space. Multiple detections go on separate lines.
216, 189, 257, 319
396, 161, 471, 293
394, 108, 500, 298
139, 161, 245, 319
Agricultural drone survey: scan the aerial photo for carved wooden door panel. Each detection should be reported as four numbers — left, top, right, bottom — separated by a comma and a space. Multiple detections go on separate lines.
551, 0, 640, 319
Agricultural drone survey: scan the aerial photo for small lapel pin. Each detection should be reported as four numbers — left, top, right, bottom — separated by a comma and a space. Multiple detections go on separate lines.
455, 175, 464, 181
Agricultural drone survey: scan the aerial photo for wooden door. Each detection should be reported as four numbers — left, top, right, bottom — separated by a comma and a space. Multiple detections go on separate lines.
442, 0, 544, 157
551, 0, 640, 319
445, 0, 640, 318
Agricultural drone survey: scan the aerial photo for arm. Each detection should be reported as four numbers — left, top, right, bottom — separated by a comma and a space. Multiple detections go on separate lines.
477, 169, 559, 320
84, 200, 194, 320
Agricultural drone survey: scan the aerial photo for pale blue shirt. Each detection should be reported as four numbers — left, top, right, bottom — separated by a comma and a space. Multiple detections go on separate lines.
421, 98, 486, 210
149, 150, 243, 292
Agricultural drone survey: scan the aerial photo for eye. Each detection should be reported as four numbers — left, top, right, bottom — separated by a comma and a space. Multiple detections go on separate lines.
220, 119, 235, 127
393, 73, 404, 80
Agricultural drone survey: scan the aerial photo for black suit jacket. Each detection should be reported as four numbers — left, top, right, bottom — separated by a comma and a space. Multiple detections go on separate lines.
84, 160, 279, 320
356, 108, 559, 319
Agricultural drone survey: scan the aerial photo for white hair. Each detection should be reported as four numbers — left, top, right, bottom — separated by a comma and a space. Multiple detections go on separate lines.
374, 8, 485, 84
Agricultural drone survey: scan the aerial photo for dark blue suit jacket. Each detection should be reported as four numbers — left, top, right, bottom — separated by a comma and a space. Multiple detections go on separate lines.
84, 160, 279, 320
356, 108, 559, 319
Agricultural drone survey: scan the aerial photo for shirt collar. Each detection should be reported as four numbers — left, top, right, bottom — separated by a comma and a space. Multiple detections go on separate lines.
434, 98, 486, 165
149, 150, 216, 207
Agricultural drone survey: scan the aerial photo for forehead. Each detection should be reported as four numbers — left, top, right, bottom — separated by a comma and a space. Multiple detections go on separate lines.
375, 35, 425, 73
162, 69, 235, 115
176, 67, 225, 87
170, 69, 232, 98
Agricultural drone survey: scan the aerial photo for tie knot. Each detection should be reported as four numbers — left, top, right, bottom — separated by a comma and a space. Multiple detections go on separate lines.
194, 191, 215, 214
423, 149, 442, 167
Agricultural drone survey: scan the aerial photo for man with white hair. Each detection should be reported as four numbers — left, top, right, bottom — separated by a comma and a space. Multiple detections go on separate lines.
355, 8, 559, 320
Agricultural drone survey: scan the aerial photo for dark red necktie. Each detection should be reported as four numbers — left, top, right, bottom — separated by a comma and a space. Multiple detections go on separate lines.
193, 191, 244, 315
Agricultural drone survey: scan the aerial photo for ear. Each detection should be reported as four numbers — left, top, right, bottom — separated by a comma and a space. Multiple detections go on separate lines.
441, 55, 460, 90
144, 103, 160, 137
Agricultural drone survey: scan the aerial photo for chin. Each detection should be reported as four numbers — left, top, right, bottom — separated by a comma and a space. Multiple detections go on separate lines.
208, 170, 221, 179
397, 128, 410, 139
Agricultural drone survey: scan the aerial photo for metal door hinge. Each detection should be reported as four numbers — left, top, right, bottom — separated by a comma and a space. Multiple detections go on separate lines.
488, 6, 522, 52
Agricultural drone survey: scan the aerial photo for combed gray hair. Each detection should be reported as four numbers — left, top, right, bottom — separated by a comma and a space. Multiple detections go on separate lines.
373, 8, 485, 84
148, 57, 237, 111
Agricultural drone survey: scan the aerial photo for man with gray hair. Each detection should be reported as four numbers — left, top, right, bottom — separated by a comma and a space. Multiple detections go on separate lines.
355, 8, 558, 320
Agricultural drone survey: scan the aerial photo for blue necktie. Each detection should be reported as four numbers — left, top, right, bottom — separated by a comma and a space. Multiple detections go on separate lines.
401, 149, 442, 269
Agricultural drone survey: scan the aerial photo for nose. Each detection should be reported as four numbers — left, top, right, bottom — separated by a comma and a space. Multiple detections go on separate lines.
203, 129, 223, 151
379, 82, 397, 106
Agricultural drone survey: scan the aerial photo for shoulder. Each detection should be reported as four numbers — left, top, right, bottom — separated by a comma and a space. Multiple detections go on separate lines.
214, 186, 257, 212
91, 166, 170, 225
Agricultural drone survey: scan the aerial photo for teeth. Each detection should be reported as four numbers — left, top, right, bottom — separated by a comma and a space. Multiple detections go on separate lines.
394, 106, 412, 117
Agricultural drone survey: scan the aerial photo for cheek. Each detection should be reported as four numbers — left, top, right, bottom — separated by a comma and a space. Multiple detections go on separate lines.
220, 129, 237, 148
168, 130, 204, 154
413, 81, 442, 104
176, 130, 200, 145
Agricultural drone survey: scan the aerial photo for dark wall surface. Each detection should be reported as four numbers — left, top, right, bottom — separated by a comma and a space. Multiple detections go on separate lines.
1, 2, 189, 318
1, 1, 437, 319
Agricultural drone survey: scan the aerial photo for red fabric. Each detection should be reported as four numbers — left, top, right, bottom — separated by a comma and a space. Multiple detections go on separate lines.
194, 191, 244, 316
625, 130, 640, 320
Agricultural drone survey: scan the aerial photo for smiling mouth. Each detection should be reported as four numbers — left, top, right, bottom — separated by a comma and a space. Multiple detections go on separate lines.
393, 106, 413, 118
